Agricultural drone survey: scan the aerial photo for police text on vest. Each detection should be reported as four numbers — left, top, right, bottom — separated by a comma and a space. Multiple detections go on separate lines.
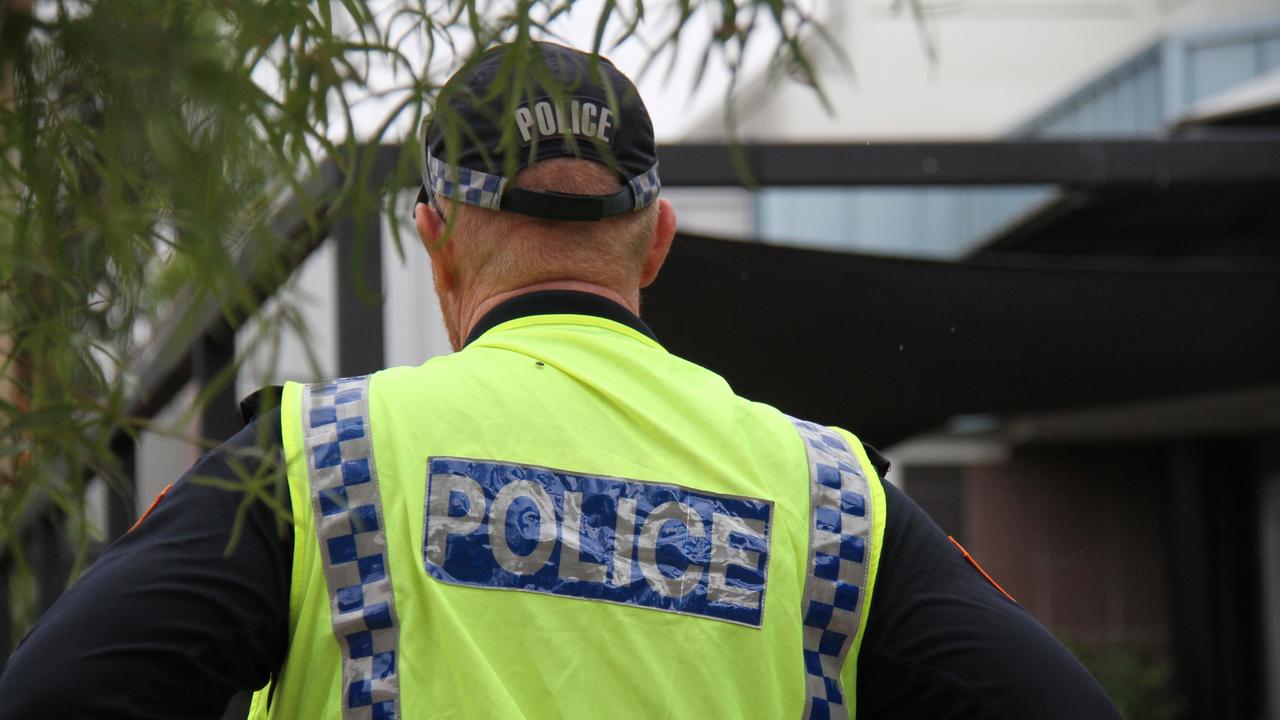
423, 457, 772, 627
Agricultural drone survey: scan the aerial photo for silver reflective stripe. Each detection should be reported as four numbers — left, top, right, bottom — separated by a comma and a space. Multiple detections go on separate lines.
789, 418, 874, 720
301, 376, 401, 720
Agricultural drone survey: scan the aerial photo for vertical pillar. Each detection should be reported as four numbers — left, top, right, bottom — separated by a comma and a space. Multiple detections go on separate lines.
1259, 437, 1280, 720
1165, 443, 1210, 716
334, 203, 384, 376
107, 433, 137, 541
1165, 440, 1263, 719
196, 326, 246, 719
31, 514, 68, 616
0, 558, 10, 660
198, 320, 252, 720
193, 321, 241, 445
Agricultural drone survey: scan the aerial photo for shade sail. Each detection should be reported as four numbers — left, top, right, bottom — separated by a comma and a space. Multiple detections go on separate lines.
974, 183, 1280, 257
643, 233, 1280, 446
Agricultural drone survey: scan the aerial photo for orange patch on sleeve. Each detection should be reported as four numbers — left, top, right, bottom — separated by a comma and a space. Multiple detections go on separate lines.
948, 536, 1017, 604
129, 483, 174, 534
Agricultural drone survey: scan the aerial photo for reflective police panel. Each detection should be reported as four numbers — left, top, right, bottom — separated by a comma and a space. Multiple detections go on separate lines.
423, 457, 773, 626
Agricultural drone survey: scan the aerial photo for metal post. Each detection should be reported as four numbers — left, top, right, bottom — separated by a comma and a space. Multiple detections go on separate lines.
1165, 441, 1263, 719
334, 203, 385, 376
1261, 437, 1280, 720
31, 514, 68, 616
0, 558, 10, 660
195, 324, 247, 720
193, 321, 241, 445
1208, 440, 1264, 717
107, 433, 137, 541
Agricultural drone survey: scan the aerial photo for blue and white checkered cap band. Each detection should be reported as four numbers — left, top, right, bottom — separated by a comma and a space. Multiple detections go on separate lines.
302, 376, 401, 720
427, 154, 507, 211
627, 163, 661, 211
789, 417, 874, 720
426, 151, 660, 215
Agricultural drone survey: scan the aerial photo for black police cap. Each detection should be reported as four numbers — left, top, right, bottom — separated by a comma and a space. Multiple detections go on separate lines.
418, 42, 660, 222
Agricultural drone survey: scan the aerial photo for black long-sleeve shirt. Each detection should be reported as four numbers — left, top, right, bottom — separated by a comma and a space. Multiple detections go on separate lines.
0, 294, 1119, 719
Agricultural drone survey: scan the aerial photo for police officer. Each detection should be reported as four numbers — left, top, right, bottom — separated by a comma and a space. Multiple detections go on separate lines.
0, 42, 1119, 720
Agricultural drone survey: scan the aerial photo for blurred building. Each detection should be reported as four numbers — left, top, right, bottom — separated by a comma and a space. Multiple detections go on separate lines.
101, 1, 1279, 718
656, 2, 1280, 718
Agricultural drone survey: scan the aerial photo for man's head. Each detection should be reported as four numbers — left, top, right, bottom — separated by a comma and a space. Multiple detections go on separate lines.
414, 41, 675, 350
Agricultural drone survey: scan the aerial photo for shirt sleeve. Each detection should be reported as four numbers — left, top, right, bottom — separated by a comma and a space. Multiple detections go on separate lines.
0, 410, 292, 720
855, 479, 1121, 720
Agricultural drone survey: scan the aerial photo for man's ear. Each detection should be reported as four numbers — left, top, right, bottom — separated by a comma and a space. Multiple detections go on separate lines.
639, 198, 676, 289
416, 201, 456, 293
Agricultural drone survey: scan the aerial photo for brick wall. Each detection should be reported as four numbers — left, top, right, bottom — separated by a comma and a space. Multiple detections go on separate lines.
961, 447, 1170, 652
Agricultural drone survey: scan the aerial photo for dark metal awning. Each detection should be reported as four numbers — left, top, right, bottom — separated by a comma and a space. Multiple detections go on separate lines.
970, 181, 1280, 257
643, 234, 1280, 446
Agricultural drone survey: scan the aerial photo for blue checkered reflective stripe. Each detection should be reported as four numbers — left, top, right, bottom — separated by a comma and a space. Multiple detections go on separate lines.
301, 376, 401, 720
789, 418, 873, 720
627, 162, 661, 210
429, 152, 660, 214
427, 153, 506, 210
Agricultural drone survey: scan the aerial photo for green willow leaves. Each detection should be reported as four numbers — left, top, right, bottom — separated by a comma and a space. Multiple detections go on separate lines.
0, 0, 830, 646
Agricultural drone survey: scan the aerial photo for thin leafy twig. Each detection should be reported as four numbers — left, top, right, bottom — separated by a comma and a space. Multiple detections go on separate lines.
0, 0, 839, 651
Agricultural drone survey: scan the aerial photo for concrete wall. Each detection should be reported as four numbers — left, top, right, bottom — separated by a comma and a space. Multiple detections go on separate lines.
1014, 16, 1280, 135
381, 191, 452, 368
683, 1, 1280, 259
233, 190, 452, 399
689, 0, 1280, 141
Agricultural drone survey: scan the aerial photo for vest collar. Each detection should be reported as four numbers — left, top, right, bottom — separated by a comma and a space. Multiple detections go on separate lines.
463, 290, 658, 348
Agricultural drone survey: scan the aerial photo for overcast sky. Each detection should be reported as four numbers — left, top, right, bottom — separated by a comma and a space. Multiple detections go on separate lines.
538, 0, 783, 140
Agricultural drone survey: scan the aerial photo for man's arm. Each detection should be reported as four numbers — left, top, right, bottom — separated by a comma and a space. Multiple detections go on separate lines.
856, 478, 1120, 720
0, 411, 292, 720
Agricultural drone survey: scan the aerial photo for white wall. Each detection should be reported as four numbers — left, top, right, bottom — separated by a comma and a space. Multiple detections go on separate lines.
137, 203, 450, 520
662, 187, 758, 240
687, 0, 1280, 140
134, 236, 339, 519
235, 240, 339, 400
135, 383, 199, 515
383, 190, 452, 368
232, 191, 452, 394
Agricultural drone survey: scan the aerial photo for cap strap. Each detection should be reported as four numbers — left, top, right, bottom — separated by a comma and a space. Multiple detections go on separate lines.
498, 186, 635, 221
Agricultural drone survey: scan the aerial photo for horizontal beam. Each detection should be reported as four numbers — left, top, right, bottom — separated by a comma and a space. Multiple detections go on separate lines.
90, 133, 1280, 429
111, 134, 1280, 418
125, 158, 348, 421
655, 137, 1280, 187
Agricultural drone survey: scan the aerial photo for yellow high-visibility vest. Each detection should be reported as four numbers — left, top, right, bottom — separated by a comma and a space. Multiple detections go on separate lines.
249, 313, 886, 719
